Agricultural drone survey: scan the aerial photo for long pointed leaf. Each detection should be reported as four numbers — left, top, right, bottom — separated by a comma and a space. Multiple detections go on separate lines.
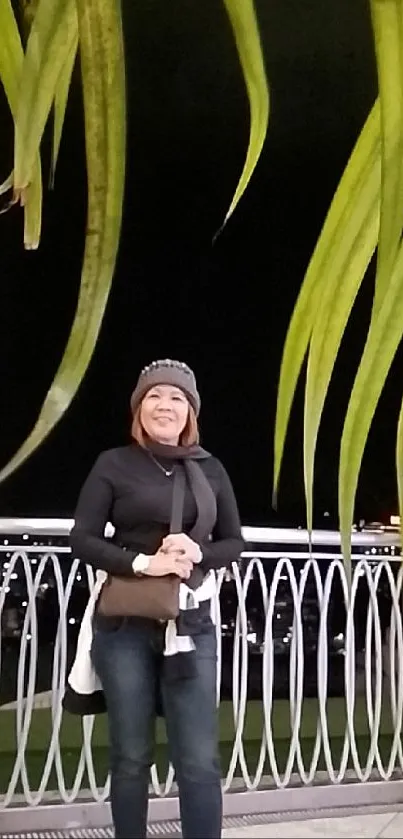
339, 240, 403, 564
0, 171, 14, 194
0, 0, 42, 247
23, 158, 42, 248
273, 102, 380, 502
303, 146, 380, 532
49, 31, 78, 188
370, 0, 403, 317
336, 0, 403, 566
0, 0, 24, 105
221, 0, 269, 225
14, 0, 78, 191
0, 0, 126, 482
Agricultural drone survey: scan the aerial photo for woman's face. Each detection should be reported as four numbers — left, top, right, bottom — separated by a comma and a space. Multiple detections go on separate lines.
140, 384, 189, 445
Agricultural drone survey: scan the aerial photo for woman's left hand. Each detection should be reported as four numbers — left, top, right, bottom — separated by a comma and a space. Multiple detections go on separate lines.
162, 533, 202, 564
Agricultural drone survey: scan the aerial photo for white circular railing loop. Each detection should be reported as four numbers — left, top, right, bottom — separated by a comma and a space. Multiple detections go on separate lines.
286, 560, 305, 785
81, 563, 111, 802
293, 559, 324, 784
262, 557, 304, 787
349, 559, 383, 780
2, 551, 37, 805
317, 559, 351, 783
223, 560, 250, 789
54, 559, 92, 803
388, 563, 403, 770
31, 553, 72, 804
366, 560, 399, 780
242, 558, 269, 791
223, 557, 269, 791
344, 560, 365, 779
16, 552, 55, 805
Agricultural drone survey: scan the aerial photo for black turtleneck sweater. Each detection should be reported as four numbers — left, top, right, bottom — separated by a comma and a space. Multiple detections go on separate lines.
70, 443, 244, 576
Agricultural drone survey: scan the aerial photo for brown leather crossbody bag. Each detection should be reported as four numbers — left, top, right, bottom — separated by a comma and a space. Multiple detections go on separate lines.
97, 471, 186, 621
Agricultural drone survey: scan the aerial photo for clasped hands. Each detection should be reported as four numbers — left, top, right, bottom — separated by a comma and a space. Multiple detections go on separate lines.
147, 533, 202, 579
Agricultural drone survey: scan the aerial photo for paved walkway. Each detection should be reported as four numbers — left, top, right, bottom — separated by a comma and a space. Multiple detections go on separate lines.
2, 813, 403, 838
223, 811, 403, 838
3, 807, 403, 837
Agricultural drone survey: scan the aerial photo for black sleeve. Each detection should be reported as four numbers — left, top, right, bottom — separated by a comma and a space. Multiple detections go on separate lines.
200, 460, 244, 573
69, 452, 137, 576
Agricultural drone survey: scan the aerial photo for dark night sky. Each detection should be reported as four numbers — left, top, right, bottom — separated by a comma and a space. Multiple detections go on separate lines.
0, 0, 398, 527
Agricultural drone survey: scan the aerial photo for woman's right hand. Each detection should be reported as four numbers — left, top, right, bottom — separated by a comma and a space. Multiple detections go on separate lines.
145, 549, 193, 580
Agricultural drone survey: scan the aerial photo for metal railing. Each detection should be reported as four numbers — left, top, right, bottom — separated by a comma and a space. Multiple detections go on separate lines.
0, 519, 402, 831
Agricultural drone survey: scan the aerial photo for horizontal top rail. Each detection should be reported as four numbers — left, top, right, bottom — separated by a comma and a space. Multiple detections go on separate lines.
0, 518, 400, 547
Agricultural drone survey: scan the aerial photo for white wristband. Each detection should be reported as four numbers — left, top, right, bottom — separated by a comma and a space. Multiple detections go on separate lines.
132, 553, 150, 574
193, 546, 203, 564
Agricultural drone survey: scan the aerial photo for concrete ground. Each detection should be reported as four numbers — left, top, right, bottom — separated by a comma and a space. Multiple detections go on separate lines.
223, 811, 403, 838
2, 811, 403, 838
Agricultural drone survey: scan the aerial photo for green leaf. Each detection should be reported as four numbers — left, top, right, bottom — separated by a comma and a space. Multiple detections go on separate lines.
336, 0, 403, 566
0, 0, 43, 247
0, 0, 24, 106
49, 30, 78, 188
0, 171, 14, 194
14, 0, 78, 192
221, 0, 269, 225
273, 101, 380, 503
339, 240, 403, 564
0, 0, 126, 482
23, 157, 42, 248
370, 0, 403, 317
303, 140, 380, 532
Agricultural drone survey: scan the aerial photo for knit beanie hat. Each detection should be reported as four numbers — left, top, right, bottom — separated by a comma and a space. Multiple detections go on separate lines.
130, 359, 201, 417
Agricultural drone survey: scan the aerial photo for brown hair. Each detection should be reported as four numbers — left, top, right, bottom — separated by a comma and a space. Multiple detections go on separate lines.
131, 404, 200, 447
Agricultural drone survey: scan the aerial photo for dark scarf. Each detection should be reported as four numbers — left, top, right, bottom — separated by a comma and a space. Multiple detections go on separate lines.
144, 440, 217, 590
145, 440, 217, 687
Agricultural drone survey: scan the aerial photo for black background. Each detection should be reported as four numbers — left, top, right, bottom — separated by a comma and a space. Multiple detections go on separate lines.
0, 0, 397, 527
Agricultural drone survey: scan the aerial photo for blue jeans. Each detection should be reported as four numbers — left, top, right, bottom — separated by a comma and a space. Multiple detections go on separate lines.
91, 616, 222, 838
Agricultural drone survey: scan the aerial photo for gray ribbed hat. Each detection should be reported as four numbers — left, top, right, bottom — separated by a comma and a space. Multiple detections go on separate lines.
130, 359, 200, 416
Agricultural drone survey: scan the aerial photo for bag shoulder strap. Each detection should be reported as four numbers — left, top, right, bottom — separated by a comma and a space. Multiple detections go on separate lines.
170, 468, 186, 533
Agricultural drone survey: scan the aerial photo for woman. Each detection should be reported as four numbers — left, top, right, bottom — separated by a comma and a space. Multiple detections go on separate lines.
64, 358, 244, 839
